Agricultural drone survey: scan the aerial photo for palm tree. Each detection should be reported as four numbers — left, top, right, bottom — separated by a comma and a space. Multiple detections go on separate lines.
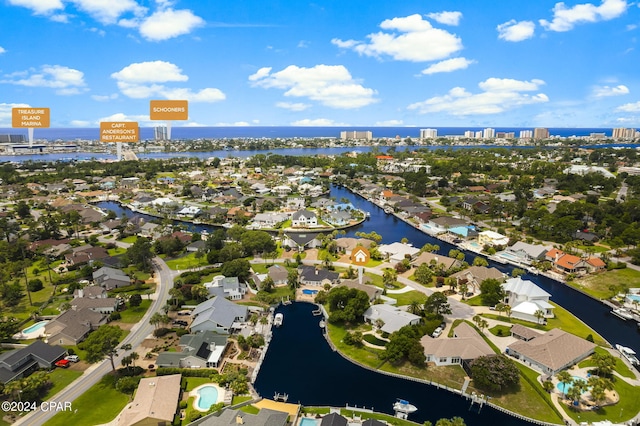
534, 309, 546, 325
129, 351, 139, 368
472, 315, 482, 327
121, 355, 132, 372
408, 300, 423, 316
504, 304, 512, 319
478, 319, 489, 333
169, 287, 182, 307
556, 371, 573, 398
495, 303, 506, 317
150, 312, 163, 329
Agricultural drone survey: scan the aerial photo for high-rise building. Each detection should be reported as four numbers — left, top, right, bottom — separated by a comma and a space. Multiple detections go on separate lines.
154, 126, 168, 141
519, 130, 533, 139
533, 128, 550, 140
612, 128, 638, 139
420, 128, 437, 139
464, 130, 475, 138
475, 131, 483, 139
340, 131, 372, 140
483, 128, 495, 139
0, 134, 26, 143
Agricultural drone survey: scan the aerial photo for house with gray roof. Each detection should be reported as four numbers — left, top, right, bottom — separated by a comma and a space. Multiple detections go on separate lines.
412, 252, 462, 271
420, 322, 494, 367
503, 241, 550, 265
506, 328, 596, 375
70, 296, 119, 314
192, 408, 288, 426
320, 413, 348, 426
190, 296, 248, 334
156, 331, 229, 368
0, 341, 67, 384
298, 266, 340, 286
291, 209, 317, 227
45, 308, 107, 345
205, 276, 247, 300
363, 304, 421, 334
93, 266, 130, 290
503, 277, 554, 323
339, 277, 381, 302
450, 266, 505, 294
114, 374, 181, 426
267, 264, 289, 286
283, 233, 320, 251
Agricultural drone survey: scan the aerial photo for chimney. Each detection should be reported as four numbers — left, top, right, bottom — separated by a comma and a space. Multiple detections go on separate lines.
236, 416, 244, 425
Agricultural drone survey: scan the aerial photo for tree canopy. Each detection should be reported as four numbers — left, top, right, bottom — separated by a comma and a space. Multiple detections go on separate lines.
325, 286, 370, 324
470, 354, 520, 391
78, 325, 123, 371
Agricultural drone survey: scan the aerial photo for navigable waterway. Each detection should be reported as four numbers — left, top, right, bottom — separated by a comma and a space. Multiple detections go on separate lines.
97, 185, 640, 424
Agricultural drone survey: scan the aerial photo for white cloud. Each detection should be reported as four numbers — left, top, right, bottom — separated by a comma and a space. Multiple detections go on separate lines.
92, 93, 119, 101
138, 8, 204, 41
408, 77, 548, 116
276, 102, 311, 111
332, 14, 462, 62
426, 11, 462, 26
616, 101, 640, 112
593, 84, 629, 97
215, 121, 251, 126
0, 102, 30, 127
375, 119, 404, 126
70, 120, 91, 127
249, 64, 377, 109
111, 61, 188, 83
421, 57, 475, 75
540, 0, 628, 32
1, 65, 87, 95
0, 47, 6, 54
290, 118, 349, 126
99, 112, 152, 125
70, 0, 146, 25
111, 60, 225, 102
497, 20, 536, 41
297, 40, 309, 48
7, 0, 63, 15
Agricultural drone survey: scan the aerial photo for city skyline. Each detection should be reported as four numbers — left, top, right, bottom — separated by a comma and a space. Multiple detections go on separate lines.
1, 0, 639, 129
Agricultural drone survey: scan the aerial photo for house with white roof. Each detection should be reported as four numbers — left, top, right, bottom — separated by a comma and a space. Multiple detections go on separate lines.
503, 277, 554, 323
177, 206, 202, 218
190, 296, 248, 334
477, 230, 509, 248
377, 242, 420, 263
363, 304, 421, 334
271, 185, 292, 197
252, 213, 288, 228
502, 241, 550, 265
205, 276, 247, 300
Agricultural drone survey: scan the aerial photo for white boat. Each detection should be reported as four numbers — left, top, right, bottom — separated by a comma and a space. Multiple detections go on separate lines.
274, 313, 283, 327
611, 308, 634, 321
615, 344, 640, 365
393, 399, 418, 414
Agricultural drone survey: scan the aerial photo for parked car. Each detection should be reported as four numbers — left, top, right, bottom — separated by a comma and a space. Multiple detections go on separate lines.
439, 321, 446, 330
432, 327, 443, 338
55, 359, 70, 368
65, 355, 79, 362
173, 320, 188, 327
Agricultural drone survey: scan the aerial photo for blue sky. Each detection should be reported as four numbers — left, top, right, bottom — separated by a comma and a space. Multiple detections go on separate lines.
1, 0, 639, 128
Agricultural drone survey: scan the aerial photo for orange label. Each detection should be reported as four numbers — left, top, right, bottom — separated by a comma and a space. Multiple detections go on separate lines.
12, 107, 50, 128
100, 122, 139, 143
352, 247, 370, 266
149, 100, 188, 120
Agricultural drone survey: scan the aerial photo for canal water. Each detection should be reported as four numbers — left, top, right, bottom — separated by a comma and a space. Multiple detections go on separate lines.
254, 302, 527, 425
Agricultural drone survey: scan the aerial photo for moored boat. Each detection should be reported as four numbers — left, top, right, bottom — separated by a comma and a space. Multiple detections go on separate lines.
611, 308, 634, 321
274, 313, 283, 327
393, 399, 417, 414
615, 344, 640, 365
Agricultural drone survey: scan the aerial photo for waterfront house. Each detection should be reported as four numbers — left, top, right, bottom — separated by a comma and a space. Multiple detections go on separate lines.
335, 238, 375, 256
411, 252, 462, 272
510, 324, 542, 342
267, 264, 289, 286
339, 277, 381, 302
450, 266, 505, 294
205, 276, 247, 300
114, 374, 181, 426
177, 205, 202, 218
506, 328, 596, 375
363, 304, 421, 334
425, 216, 469, 235
420, 322, 494, 367
377, 242, 420, 263
502, 277, 554, 323
477, 230, 509, 248
503, 241, 549, 264
0, 341, 67, 384
298, 265, 340, 286
190, 297, 248, 334
291, 209, 317, 227
187, 240, 207, 253
252, 212, 288, 228
320, 413, 349, 426
156, 331, 229, 368
327, 210, 352, 226
195, 408, 289, 426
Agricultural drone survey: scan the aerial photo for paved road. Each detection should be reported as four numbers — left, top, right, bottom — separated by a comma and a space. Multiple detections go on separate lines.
15, 256, 173, 426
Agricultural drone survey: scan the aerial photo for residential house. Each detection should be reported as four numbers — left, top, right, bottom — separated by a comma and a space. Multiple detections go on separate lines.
335, 238, 374, 256
510, 324, 542, 342
298, 266, 340, 287
205, 276, 247, 300
0, 341, 67, 384
190, 297, 248, 334
177, 206, 202, 218
546, 249, 589, 275
267, 265, 289, 286
186, 240, 207, 253
339, 277, 381, 302
93, 266, 130, 290
193, 408, 288, 426
502, 277, 554, 323
45, 308, 107, 345
70, 290, 119, 314
120, 177, 140, 188
271, 185, 292, 197
252, 213, 289, 228
64, 245, 109, 266
586, 257, 606, 273
156, 331, 229, 369
450, 266, 505, 294
477, 230, 509, 248
320, 413, 349, 426
114, 374, 182, 426
423, 217, 469, 235
506, 328, 596, 375
377, 242, 420, 263
411, 252, 461, 272
420, 322, 494, 367
326, 210, 351, 226
139, 222, 162, 239
291, 210, 317, 227
283, 233, 320, 251
363, 304, 421, 334
503, 242, 549, 265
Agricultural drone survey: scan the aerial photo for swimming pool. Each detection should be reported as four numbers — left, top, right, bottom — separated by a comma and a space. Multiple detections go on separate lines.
302, 289, 318, 295
556, 376, 588, 394
196, 385, 219, 411
300, 418, 319, 426
498, 252, 520, 261
22, 321, 48, 334
626, 294, 640, 303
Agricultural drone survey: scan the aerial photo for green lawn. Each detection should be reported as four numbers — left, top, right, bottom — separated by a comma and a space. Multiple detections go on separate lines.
572, 268, 640, 299
44, 369, 83, 399
164, 252, 210, 270
578, 347, 637, 379
232, 396, 253, 405
184, 377, 214, 391
107, 246, 127, 256
462, 294, 485, 306
389, 290, 427, 306
44, 375, 129, 426
239, 405, 260, 414
326, 322, 383, 367
117, 299, 152, 323
120, 236, 138, 244
488, 324, 512, 337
